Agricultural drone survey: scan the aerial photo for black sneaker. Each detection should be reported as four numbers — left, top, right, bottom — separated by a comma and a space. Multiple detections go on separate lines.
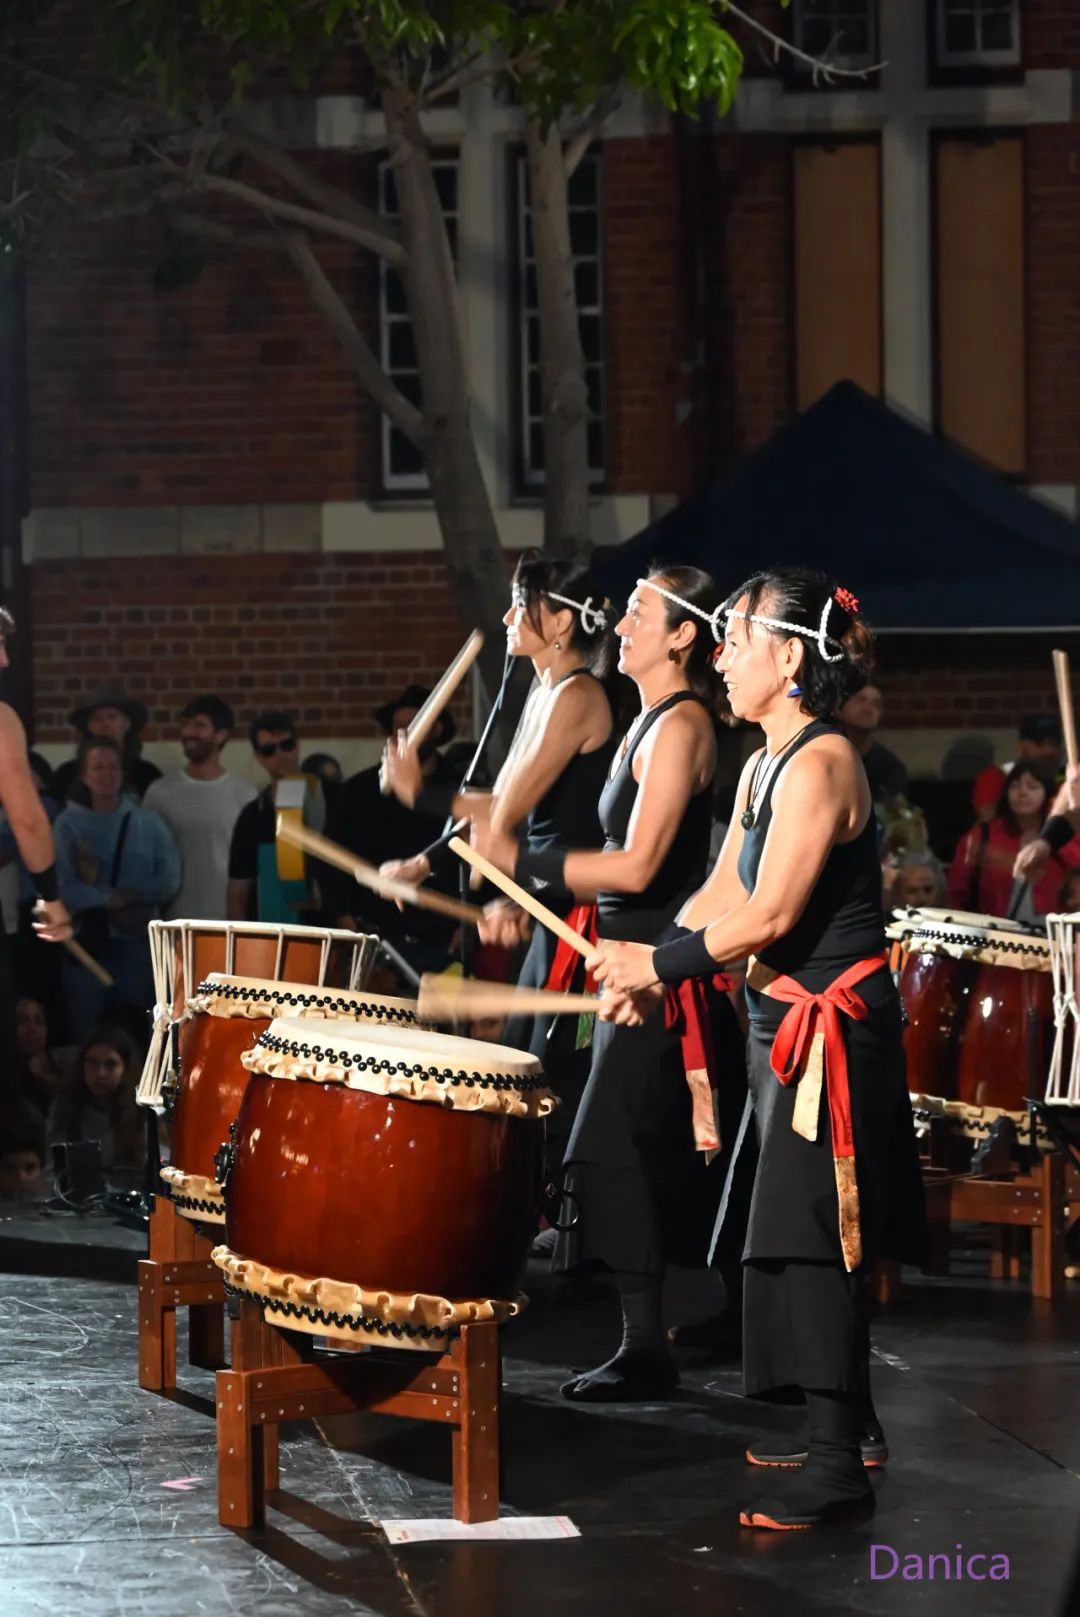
745, 1427, 887, 1469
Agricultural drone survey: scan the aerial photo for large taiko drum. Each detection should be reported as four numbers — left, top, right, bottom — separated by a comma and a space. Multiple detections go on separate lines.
212, 1017, 555, 1351
897, 908, 1053, 1111
137, 919, 377, 1112
162, 974, 422, 1224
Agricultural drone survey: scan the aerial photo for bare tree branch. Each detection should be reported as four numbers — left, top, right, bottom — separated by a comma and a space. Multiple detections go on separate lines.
222, 122, 403, 257
139, 145, 406, 262
563, 86, 621, 179
721, 2, 886, 83
164, 211, 292, 255
284, 231, 427, 447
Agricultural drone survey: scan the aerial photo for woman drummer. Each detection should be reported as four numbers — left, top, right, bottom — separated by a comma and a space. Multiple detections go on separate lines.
382, 551, 616, 1177
589, 568, 925, 1530
476, 567, 747, 1402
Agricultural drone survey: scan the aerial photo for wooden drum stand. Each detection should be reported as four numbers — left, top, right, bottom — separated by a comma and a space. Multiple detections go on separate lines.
138, 1192, 226, 1390
216, 1297, 502, 1527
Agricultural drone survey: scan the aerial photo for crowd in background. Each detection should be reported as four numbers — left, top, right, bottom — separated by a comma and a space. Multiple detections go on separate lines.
1, 670, 1076, 1207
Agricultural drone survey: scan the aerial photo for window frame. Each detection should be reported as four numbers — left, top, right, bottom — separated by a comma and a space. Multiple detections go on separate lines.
512, 148, 607, 496
787, 0, 880, 87
930, 0, 1022, 81
377, 153, 460, 495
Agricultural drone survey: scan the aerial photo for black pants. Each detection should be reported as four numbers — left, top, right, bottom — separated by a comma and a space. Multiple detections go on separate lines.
743, 1258, 863, 1401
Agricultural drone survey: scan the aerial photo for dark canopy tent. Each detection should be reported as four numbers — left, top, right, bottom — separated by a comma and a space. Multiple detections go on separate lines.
597, 381, 1080, 630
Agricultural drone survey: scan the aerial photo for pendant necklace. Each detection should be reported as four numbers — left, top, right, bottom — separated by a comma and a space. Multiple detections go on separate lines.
741, 723, 817, 831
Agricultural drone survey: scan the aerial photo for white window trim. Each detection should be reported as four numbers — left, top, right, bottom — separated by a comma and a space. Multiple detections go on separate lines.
516, 152, 606, 491
378, 155, 460, 493
790, 0, 878, 75
934, 0, 1021, 68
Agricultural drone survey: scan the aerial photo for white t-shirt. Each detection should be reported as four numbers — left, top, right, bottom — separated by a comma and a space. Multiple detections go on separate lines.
142, 769, 258, 920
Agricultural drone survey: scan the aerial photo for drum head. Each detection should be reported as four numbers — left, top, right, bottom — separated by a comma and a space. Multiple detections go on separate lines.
908, 906, 1031, 936
193, 973, 419, 1023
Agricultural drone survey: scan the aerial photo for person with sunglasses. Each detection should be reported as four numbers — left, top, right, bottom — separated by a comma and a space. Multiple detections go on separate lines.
227, 710, 320, 923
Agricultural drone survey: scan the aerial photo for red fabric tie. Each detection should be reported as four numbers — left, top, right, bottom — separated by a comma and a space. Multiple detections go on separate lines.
544, 903, 599, 994
664, 974, 736, 1154
766, 954, 886, 1160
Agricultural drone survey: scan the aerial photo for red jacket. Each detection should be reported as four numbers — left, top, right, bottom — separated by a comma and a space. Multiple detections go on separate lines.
947, 817, 1080, 918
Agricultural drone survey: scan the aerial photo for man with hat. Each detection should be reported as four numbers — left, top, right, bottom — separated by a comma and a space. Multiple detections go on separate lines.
321, 684, 459, 968
53, 686, 161, 803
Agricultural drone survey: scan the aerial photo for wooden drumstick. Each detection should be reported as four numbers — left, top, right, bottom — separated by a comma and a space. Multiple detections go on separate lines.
448, 836, 591, 959
418, 972, 598, 1023
64, 937, 115, 988
379, 630, 484, 795
1052, 649, 1078, 772
276, 816, 484, 925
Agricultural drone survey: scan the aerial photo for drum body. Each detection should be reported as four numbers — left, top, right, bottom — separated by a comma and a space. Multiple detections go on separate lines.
164, 976, 419, 1224
214, 1018, 555, 1350
896, 912, 1052, 1113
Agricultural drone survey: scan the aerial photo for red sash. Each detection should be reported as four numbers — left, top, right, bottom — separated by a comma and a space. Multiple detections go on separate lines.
543, 903, 599, 994
664, 973, 736, 1156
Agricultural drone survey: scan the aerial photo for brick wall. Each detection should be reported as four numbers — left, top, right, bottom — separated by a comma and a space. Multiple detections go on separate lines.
701, 134, 792, 471
603, 137, 693, 496
1024, 1, 1080, 70
875, 633, 1080, 730
27, 158, 381, 509
1026, 124, 1080, 485
30, 552, 480, 743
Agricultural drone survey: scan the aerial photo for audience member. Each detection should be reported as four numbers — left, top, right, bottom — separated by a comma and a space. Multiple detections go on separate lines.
12, 995, 75, 1119
838, 681, 908, 804
323, 685, 459, 967
54, 737, 180, 1040
893, 854, 947, 910
228, 711, 324, 922
301, 751, 343, 790
972, 715, 1062, 822
948, 761, 1079, 920
53, 686, 161, 803
0, 1103, 47, 1200
48, 1024, 146, 1182
143, 695, 256, 920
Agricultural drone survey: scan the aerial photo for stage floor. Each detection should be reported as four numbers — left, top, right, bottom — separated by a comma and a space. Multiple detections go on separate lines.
1, 1216, 1078, 1617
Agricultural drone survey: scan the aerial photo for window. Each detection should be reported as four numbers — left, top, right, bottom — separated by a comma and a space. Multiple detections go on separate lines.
378, 158, 459, 491
791, 0, 877, 74
516, 153, 605, 489
934, 0, 1020, 67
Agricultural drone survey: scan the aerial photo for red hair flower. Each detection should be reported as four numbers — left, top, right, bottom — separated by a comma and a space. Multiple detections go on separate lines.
834, 586, 860, 615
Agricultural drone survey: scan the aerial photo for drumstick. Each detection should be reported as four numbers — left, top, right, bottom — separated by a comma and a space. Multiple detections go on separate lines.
448, 836, 591, 959
276, 817, 484, 925
418, 972, 598, 1023
64, 937, 114, 987
379, 630, 484, 795
1052, 650, 1078, 772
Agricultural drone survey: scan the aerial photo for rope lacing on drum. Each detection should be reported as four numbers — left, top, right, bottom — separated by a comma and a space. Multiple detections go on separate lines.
254, 1030, 547, 1094
222, 1280, 446, 1343
912, 926, 1050, 961
193, 979, 417, 1024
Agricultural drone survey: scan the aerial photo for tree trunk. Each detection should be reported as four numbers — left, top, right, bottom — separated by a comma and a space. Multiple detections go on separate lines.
525, 116, 592, 564
381, 82, 509, 698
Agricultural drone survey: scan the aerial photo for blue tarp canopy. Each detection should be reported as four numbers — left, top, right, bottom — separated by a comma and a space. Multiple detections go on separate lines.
597, 382, 1080, 631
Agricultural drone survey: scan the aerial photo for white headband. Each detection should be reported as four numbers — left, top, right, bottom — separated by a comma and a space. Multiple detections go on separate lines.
544, 592, 608, 635
635, 578, 845, 663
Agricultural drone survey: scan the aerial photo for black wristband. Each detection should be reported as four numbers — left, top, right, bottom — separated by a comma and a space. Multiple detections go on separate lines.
1040, 815, 1075, 855
653, 927, 716, 985
32, 865, 59, 903
514, 847, 568, 893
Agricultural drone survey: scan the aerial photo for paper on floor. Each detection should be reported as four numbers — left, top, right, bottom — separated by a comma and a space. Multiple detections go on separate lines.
380, 1515, 580, 1544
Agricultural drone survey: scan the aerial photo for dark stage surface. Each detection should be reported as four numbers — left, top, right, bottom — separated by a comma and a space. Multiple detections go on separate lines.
1, 1211, 1078, 1617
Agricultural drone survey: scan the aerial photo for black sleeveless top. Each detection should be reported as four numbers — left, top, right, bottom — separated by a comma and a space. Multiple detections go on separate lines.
597, 691, 713, 943
738, 718, 885, 990
526, 670, 614, 853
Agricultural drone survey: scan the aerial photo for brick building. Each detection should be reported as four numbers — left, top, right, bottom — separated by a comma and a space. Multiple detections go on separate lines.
9, 0, 1080, 782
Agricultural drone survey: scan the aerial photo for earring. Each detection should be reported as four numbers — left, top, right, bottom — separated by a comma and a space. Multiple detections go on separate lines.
787, 684, 803, 698
554, 638, 562, 651
668, 647, 681, 664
